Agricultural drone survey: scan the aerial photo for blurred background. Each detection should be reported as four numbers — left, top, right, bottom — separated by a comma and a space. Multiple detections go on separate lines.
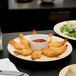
0, 0, 76, 33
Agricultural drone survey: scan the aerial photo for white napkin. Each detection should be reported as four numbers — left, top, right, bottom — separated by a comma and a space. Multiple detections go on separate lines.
0, 58, 19, 72
0, 58, 29, 76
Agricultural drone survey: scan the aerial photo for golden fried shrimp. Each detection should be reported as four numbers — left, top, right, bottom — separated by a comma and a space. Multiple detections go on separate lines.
48, 33, 52, 43
48, 39, 68, 47
42, 45, 68, 57
31, 50, 42, 60
14, 48, 33, 56
48, 33, 52, 37
9, 40, 26, 50
19, 33, 30, 48
33, 29, 36, 35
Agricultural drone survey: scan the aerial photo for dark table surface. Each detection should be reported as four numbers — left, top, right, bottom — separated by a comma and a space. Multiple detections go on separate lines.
0, 30, 76, 76
8, 0, 76, 11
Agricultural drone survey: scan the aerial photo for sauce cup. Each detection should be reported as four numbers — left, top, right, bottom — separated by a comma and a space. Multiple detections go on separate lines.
29, 34, 50, 50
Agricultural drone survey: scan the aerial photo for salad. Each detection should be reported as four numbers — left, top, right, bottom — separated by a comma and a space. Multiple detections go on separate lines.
60, 21, 76, 38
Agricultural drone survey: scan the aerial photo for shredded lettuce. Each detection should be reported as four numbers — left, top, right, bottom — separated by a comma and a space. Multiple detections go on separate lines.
67, 21, 69, 23
60, 21, 76, 38
72, 32, 76, 37
60, 27, 65, 33
71, 23, 76, 26
63, 24, 68, 27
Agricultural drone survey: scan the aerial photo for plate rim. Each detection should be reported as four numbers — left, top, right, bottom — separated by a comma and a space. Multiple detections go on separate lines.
59, 64, 76, 76
54, 20, 76, 40
7, 34, 72, 62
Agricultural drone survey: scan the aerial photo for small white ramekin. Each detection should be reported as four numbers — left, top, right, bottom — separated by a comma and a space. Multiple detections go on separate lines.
29, 34, 50, 50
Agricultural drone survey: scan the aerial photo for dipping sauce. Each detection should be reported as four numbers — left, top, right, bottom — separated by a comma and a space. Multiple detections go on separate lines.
32, 39, 46, 42
30, 35, 50, 50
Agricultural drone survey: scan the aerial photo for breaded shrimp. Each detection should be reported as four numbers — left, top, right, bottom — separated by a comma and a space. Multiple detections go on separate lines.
19, 33, 30, 48
31, 50, 42, 60
9, 40, 26, 50
33, 29, 36, 35
48, 39, 68, 47
48, 33, 52, 43
42, 45, 68, 57
14, 48, 32, 56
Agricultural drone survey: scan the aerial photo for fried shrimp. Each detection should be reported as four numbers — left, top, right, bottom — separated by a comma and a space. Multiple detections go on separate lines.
19, 33, 30, 48
48, 39, 68, 47
9, 40, 26, 50
48, 33, 52, 43
31, 50, 42, 60
14, 48, 33, 56
42, 45, 68, 57
33, 29, 36, 35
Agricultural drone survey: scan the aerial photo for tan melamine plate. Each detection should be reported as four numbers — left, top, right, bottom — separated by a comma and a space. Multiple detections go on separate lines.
7, 34, 72, 62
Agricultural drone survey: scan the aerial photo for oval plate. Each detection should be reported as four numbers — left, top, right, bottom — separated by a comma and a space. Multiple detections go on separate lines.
7, 34, 72, 62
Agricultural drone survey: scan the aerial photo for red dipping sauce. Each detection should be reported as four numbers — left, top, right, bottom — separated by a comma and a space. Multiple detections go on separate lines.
32, 39, 46, 42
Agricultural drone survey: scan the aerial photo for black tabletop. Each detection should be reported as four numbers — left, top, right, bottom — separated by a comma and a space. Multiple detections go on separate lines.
8, 0, 76, 11
1, 30, 76, 76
